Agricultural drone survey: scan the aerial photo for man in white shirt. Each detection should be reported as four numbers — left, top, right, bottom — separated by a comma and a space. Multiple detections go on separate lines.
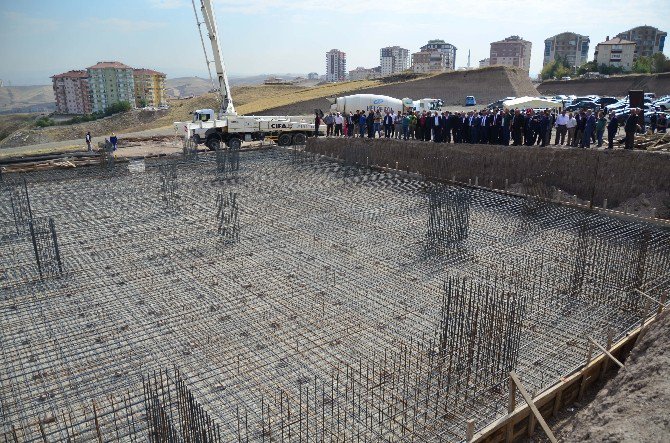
334, 112, 344, 136
554, 110, 569, 145
566, 112, 577, 147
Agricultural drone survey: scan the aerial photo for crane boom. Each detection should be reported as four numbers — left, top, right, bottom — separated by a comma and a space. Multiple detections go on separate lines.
200, 0, 235, 116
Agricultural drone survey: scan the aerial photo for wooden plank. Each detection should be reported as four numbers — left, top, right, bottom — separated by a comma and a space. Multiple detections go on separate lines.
588, 336, 624, 369
509, 372, 557, 443
466, 419, 475, 442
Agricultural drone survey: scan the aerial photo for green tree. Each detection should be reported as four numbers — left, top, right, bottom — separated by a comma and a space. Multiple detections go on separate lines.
633, 56, 652, 74
577, 61, 597, 75
651, 53, 669, 73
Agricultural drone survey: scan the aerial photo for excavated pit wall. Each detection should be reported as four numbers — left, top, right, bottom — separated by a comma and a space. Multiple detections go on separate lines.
306, 138, 670, 211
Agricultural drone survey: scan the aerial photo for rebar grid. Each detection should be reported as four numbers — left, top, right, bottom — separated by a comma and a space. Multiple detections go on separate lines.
1, 148, 669, 442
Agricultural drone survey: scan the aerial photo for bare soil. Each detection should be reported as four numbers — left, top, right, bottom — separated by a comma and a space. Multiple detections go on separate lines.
564, 310, 670, 442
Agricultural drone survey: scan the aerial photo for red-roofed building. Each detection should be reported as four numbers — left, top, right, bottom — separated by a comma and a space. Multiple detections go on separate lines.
87, 61, 135, 113
133, 68, 167, 108
51, 70, 92, 114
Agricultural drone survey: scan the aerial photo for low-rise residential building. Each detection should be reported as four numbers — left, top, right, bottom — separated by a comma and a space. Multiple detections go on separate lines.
594, 37, 636, 71
87, 61, 135, 113
616, 25, 666, 58
380, 46, 409, 76
133, 68, 167, 108
479, 58, 490, 68
51, 70, 91, 114
348, 66, 382, 81
489, 35, 532, 70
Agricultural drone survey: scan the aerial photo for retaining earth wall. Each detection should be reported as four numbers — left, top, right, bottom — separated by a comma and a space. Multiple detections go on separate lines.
306, 138, 670, 212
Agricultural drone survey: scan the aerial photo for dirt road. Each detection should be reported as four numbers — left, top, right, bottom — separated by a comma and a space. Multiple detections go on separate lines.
0, 125, 175, 159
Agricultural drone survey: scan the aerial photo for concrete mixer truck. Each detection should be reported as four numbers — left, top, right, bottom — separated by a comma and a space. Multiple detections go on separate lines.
327, 94, 445, 114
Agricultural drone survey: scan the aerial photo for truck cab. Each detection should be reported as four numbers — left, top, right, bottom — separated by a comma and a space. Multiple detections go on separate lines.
193, 109, 215, 122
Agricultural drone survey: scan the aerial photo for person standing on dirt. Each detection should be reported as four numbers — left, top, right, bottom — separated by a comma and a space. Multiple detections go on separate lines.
366, 110, 375, 138
657, 113, 667, 133
566, 112, 577, 147
333, 112, 343, 137
85, 131, 92, 152
607, 111, 618, 149
314, 111, 322, 137
110, 133, 118, 151
554, 110, 568, 145
582, 110, 596, 148
511, 109, 523, 146
359, 112, 367, 138
596, 111, 607, 148
649, 112, 657, 133
324, 113, 334, 136
624, 108, 641, 150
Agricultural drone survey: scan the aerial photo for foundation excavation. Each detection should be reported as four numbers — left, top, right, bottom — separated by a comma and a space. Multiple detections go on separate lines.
0, 142, 669, 442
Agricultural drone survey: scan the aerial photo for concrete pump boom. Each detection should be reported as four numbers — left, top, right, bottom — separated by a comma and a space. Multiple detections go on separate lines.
199, 0, 235, 116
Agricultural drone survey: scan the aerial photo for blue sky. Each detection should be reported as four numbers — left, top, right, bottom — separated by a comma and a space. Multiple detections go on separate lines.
1, 0, 668, 85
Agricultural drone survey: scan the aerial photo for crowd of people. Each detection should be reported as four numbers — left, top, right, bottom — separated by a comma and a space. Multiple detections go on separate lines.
315, 106, 667, 150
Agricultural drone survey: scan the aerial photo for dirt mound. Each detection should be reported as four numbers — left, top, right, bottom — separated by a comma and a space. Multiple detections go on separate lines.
258, 66, 539, 115
538, 72, 670, 97
567, 310, 670, 442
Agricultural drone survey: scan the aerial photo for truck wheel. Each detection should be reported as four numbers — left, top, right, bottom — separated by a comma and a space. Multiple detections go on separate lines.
206, 135, 221, 151
293, 133, 307, 145
227, 137, 242, 150
278, 133, 292, 146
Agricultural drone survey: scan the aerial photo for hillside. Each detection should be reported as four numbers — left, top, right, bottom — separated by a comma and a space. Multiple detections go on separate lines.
0, 85, 55, 114
256, 66, 539, 115
538, 72, 670, 97
165, 77, 213, 98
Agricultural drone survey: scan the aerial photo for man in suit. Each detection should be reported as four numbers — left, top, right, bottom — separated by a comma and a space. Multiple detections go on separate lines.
489, 109, 501, 144
366, 110, 375, 138
383, 111, 393, 138
501, 109, 512, 146
470, 112, 480, 144
582, 109, 596, 148
450, 112, 460, 143
512, 109, 524, 146
607, 111, 618, 149
479, 110, 490, 143
624, 108, 641, 149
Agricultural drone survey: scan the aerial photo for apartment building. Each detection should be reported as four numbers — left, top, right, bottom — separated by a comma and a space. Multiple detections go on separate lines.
419, 40, 457, 70
133, 68, 167, 108
87, 61, 135, 113
51, 70, 91, 114
489, 35, 532, 70
594, 37, 636, 71
380, 46, 409, 76
616, 25, 667, 58
411, 51, 447, 73
326, 49, 347, 82
543, 32, 590, 69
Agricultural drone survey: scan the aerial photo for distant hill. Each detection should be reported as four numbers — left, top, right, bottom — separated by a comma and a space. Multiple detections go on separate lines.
167, 74, 315, 98
165, 77, 213, 98
0, 85, 55, 114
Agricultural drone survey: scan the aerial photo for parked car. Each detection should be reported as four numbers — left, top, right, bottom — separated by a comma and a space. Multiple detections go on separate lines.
566, 100, 598, 112
595, 97, 618, 108
654, 98, 670, 110
465, 96, 476, 106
